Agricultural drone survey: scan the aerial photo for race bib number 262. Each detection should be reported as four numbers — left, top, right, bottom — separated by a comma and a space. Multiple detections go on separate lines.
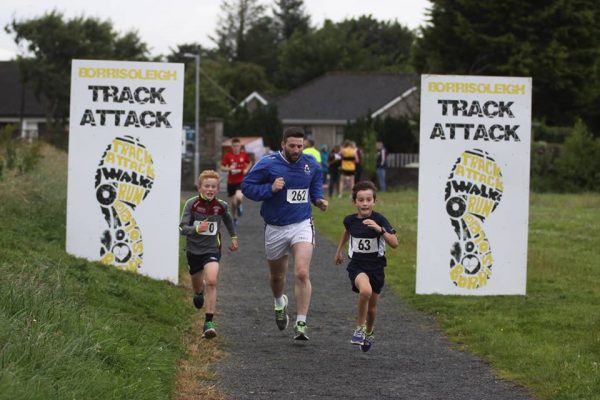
286, 189, 308, 204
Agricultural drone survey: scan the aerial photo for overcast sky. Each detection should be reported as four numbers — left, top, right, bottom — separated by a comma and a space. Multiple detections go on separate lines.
0, 0, 430, 61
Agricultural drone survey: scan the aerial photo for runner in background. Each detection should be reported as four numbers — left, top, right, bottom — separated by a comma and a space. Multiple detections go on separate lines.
242, 127, 328, 341
220, 137, 253, 226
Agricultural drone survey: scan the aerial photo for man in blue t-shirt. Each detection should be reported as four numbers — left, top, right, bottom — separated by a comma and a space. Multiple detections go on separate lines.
242, 127, 328, 341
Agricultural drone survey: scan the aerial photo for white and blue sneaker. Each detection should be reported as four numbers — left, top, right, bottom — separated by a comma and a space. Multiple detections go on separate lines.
350, 326, 365, 345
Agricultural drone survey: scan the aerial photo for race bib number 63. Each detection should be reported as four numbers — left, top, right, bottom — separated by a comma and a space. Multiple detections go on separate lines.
286, 189, 308, 204
351, 237, 378, 253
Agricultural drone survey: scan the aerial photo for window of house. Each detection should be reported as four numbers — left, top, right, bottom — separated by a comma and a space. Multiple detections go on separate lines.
335, 126, 345, 144
303, 125, 313, 139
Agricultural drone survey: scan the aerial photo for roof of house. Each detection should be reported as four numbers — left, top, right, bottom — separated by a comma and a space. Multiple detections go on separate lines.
274, 72, 418, 123
0, 61, 46, 118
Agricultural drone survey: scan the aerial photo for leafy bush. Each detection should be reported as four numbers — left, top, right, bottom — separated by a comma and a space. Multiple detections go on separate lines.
530, 141, 561, 192
554, 120, 600, 192
531, 120, 600, 192
0, 125, 43, 179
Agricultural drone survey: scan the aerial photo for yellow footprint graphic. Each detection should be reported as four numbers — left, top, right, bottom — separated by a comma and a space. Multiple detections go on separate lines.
444, 149, 503, 289
95, 136, 155, 272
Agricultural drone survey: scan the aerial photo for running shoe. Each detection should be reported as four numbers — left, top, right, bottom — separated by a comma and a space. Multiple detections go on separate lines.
237, 203, 243, 217
293, 321, 309, 341
350, 326, 365, 345
193, 292, 204, 309
274, 294, 289, 330
202, 321, 217, 339
361, 333, 374, 352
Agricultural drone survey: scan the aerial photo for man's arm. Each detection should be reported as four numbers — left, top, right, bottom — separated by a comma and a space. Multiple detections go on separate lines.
241, 158, 276, 201
309, 159, 327, 210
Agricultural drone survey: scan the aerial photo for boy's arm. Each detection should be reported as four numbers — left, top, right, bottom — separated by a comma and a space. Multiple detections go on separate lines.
378, 216, 399, 249
221, 201, 237, 239
381, 229, 399, 248
179, 198, 197, 236
219, 200, 238, 251
334, 230, 350, 265
243, 154, 253, 174
220, 154, 231, 172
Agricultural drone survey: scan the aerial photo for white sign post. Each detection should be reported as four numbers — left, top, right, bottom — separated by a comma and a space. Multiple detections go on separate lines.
416, 75, 531, 295
66, 60, 184, 283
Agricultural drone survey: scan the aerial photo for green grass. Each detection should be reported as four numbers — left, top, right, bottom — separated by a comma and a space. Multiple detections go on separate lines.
0, 145, 194, 400
313, 191, 600, 400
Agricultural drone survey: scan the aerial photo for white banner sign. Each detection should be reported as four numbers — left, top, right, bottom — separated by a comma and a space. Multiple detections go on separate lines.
416, 75, 531, 295
66, 60, 184, 283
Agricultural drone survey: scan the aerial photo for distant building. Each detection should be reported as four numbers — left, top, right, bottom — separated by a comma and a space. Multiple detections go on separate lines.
238, 72, 418, 148
0, 61, 48, 139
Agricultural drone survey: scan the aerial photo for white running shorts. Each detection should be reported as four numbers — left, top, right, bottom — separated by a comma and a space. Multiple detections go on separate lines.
264, 218, 315, 261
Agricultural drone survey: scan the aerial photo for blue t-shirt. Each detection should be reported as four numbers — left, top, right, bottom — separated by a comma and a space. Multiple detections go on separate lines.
343, 211, 395, 267
242, 151, 324, 226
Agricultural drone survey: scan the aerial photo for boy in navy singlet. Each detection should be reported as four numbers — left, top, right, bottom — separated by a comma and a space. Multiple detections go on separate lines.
334, 181, 398, 352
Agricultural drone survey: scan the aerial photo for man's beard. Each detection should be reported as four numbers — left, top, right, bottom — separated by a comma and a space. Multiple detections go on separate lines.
283, 149, 299, 162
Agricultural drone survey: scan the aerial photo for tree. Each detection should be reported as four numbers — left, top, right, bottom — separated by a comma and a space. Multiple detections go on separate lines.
5, 11, 149, 128
212, 0, 268, 62
276, 17, 415, 89
338, 16, 415, 71
225, 104, 282, 149
243, 16, 280, 77
273, 0, 311, 40
413, 0, 600, 128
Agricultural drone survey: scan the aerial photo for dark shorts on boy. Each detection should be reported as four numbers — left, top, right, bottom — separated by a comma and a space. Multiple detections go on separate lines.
186, 251, 221, 275
347, 261, 385, 294
227, 183, 242, 197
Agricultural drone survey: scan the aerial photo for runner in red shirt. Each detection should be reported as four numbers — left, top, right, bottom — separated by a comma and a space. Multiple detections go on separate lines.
220, 137, 253, 225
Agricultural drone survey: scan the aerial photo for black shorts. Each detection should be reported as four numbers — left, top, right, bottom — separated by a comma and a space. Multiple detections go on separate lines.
186, 252, 221, 275
347, 261, 385, 294
227, 183, 242, 197
341, 170, 355, 177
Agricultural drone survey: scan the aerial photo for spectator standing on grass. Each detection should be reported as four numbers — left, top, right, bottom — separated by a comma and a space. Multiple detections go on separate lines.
339, 140, 357, 198
303, 138, 321, 164
354, 143, 363, 182
320, 144, 329, 185
334, 181, 398, 352
375, 141, 387, 192
328, 145, 342, 197
180, 170, 239, 339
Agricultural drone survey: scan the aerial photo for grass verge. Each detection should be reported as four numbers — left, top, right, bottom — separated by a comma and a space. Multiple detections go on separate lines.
313, 190, 600, 400
0, 144, 223, 400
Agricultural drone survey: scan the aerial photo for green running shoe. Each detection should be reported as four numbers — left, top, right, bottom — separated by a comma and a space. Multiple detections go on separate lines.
203, 321, 216, 339
293, 321, 309, 341
274, 294, 289, 330
193, 292, 204, 309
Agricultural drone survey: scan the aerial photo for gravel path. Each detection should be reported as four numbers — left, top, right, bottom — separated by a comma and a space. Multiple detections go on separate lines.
189, 195, 533, 400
